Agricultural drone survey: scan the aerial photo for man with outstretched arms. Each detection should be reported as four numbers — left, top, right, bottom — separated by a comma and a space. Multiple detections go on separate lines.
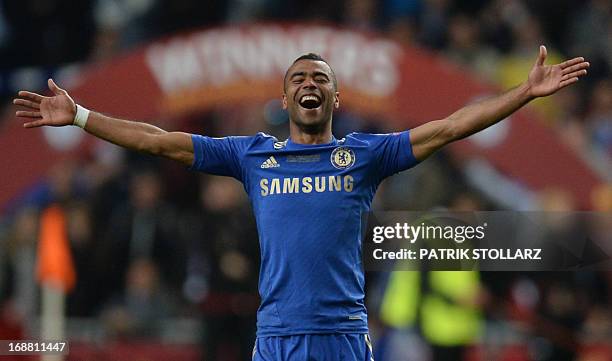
15, 47, 588, 360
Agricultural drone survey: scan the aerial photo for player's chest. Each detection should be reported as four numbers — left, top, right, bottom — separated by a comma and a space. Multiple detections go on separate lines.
243, 147, 372, 199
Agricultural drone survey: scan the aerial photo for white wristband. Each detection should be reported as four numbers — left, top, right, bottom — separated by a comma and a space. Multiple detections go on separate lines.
73, 104, 90, 128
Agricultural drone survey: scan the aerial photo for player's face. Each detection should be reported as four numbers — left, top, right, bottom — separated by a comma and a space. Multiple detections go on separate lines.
283, 60, 339, 132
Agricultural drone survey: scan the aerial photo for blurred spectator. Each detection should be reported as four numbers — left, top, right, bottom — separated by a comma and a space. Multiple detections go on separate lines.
478, 0, 514, 53
343, 0, 378, 30
567, 0, 612, 67
418, 0, 450, 50
385, 16, 419, 47
93, 0, 157, 58
148, 0, 228, 38
262, 0, 342, 22
0, 0, 95, 68
195, 176, 259, 361
582, 305, 612, 343
380, 0, 421, 27
226, 0, 267, 23
65, 201, 99, 317
536, 279, 581, 361
585, 79, 612, 159
1, 207, 39, 336
102, 257, 174, 338
97, 168, 185, 306
444, 13, 498, 81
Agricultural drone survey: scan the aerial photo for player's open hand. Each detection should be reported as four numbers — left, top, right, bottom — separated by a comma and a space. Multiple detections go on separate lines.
527, 45, 589, 98
14, 79, 76, 128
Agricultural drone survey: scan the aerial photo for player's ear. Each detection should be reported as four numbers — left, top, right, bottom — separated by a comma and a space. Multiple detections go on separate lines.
334, 92, 340, 109
282, 94, 288, 110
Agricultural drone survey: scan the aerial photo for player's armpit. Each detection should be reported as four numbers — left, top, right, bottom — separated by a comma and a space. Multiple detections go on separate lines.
409, 119, 455, 161
150, 131, 194, 166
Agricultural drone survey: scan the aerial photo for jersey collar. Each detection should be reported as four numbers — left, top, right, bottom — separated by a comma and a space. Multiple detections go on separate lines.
285, 136, 338, 150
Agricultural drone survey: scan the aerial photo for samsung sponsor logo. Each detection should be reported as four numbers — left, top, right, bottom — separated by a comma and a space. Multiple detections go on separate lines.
260, 175, 354, 196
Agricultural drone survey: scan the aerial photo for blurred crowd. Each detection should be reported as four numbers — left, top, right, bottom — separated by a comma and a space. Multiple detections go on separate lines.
0, 0, 611, 360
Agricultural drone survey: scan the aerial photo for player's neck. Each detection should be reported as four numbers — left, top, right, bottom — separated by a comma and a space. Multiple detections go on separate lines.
290, 130, 334, 145
289, 121, 333, 145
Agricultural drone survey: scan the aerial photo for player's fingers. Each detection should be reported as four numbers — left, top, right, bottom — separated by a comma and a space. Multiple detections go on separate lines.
13, 98, 40, 109
536, 45, 547, 66
48, 78, 67, 95
562, 62, 589, 75
562, 70, 587, 81
17, 91, 44, 102
16, 110, 42, 118
560, 57, 585, 69
23, 119, 46, 128
559, 77, 579, 88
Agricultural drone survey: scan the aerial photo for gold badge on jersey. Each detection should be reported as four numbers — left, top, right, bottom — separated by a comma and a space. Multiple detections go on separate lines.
330, 147, 355, 169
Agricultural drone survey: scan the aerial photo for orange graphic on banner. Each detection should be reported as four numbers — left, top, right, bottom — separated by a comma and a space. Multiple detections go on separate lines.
36, 205, 76, 292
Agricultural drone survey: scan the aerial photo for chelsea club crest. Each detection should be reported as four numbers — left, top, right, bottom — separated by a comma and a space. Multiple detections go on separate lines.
330, 147, 355, 170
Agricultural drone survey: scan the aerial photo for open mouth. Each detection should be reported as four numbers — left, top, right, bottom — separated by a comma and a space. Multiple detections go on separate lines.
299, 94, 322, 109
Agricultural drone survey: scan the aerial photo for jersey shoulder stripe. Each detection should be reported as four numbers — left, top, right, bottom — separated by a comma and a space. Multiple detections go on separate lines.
240, 133, 280, 154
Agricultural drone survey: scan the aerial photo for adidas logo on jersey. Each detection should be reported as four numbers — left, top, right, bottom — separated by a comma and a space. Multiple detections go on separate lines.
260, 156, 280, 169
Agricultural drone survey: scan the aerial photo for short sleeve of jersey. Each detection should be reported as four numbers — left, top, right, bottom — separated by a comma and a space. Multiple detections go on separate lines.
366, 130, 419, 179
189, 134, 253, 181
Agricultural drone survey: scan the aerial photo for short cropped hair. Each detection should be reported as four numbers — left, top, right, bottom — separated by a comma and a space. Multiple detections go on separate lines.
283, 53, 338, 91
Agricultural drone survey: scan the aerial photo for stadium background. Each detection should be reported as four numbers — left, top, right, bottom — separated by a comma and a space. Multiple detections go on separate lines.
0, 0, 610, 360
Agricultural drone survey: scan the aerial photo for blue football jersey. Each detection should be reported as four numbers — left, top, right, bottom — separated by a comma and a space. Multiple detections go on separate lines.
190, 131, 418, 336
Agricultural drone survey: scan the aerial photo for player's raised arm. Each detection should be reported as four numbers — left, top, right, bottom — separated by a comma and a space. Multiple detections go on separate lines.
409, 45, 589, 161
14, 79, 194, 166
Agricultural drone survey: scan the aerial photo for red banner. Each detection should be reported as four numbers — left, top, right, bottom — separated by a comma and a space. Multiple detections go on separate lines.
0, 23, 602, 211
